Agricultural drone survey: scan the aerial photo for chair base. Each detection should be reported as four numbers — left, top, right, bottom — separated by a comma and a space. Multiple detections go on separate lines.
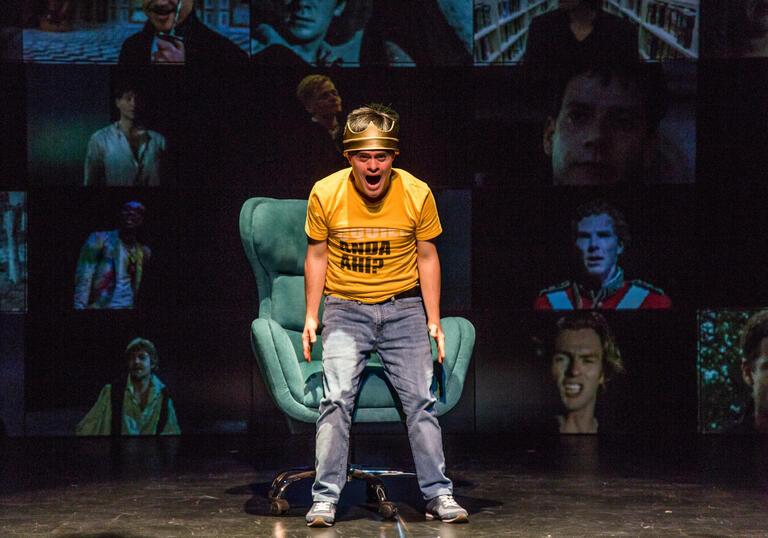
268, 465, 415, 519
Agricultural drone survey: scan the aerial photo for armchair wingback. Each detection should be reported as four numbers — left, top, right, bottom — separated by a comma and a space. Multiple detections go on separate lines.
239, 197, 474, 425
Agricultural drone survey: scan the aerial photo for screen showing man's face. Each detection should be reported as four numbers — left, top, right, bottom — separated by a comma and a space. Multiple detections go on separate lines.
277, 0, 343, 44
745, 0, 768, 34
115, 91, 137, 121
545, 73, 650, 185
120, 202, 146, 231
141, 0, 192, 33
575, 213, 623, 284
128, 350, 153, 382
307, 80, 342, 118
746, 338, 768, 418
552, 328, 604, 414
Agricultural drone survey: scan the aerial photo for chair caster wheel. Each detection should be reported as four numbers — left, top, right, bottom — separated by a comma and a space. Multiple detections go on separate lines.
379, 501, 398, 519
270, 498, 290, 515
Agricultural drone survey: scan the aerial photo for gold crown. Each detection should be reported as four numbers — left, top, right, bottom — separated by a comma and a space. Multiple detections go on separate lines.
342, 121, 399, 154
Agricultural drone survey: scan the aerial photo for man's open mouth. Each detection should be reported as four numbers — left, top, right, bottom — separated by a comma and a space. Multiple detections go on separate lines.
564, 383, 582, 397
365, 175, 381, 186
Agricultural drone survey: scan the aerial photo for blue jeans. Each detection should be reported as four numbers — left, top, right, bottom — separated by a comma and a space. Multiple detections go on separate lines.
312, 294, 453, 502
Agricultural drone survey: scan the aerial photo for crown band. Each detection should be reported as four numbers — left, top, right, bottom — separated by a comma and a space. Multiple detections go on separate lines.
343, 120, 399, 154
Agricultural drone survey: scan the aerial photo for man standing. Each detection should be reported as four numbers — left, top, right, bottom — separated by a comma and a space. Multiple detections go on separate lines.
74, 201, 151, 310
76, 337, 180, 435
535, 200, 670, 309
302, 104, 468, 526
119, 0, 247, 66
84, 85, 166, 187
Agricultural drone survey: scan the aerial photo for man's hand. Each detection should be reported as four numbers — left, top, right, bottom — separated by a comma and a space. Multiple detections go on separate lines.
153, 38, 185, 63
429, 322, 445, 363
302, 316, 319, 362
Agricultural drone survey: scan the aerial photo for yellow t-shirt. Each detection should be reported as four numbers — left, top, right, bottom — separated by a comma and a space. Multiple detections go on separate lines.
306, 168, 442, 303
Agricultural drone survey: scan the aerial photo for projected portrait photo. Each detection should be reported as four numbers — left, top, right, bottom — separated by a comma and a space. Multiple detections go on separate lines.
701, 0, 768, 58
549, 311, 624, 434
251, 0, 471, 66
0, 192, 27, 313
21, 0, 249, 64
74, 200, 151, 310
534, 199, 671, 310
523, 0, 638, 65
77, 337, 180, 436
471, 60, 695, 187
699, 309, 768, 435
474, 0, 697, 64
84, 80, 167, 187
543, 62, 694, 185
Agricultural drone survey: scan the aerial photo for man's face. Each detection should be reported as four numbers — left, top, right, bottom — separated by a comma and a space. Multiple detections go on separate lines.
575, 213, 623, 284
128, 350, 153, 382
745, 0, 768, 34
744, 337, 768, 419
119, 202, 146, 231
141, 0, 193, 33
306, 80, 342, 118
277, 0, 345, 44
348, 150, 395, 203
115, 90, 137, 121
544, 72, 652, 185
552, 328, 604, 415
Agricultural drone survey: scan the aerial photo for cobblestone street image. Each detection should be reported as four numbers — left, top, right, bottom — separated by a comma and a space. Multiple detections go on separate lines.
23, 24, 249, 63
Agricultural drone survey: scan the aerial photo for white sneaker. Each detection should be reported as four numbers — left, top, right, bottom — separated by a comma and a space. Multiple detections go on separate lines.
425, 494, 468, 523
306, 501, 336, 527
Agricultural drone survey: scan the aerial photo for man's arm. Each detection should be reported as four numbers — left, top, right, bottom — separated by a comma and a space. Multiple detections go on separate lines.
302, 237, 328, 362
417, 238, 445, 362
73, 233, 101, 309
83, 135, 103, 186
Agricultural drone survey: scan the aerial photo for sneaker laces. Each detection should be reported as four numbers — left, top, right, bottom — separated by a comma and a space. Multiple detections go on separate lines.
439, 495, 460, 508
313, 501, 334, 512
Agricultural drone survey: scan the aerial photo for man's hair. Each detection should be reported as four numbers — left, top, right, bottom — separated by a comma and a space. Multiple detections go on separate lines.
113, 83, 138, 101
550, 62, 667, 135
125, 337, 159, 371
121, 200, 146, 213
740, 310, 768, 363
571, 199, 630, 249
296, 74, 332, 108
555, 312, 624, 382
346, 103, 399, 133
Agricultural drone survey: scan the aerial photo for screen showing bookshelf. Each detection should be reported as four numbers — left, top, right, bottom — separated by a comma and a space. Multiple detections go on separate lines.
474, 0, 698, 64
604, 0, 698, 59
474, 0, 555, 64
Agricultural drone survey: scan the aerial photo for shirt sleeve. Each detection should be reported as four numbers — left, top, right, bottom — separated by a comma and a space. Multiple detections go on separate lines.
83, 133, 104, 186
73, 232, 101, 309
162, 399, 182, 435
305, 187, 329, 240
416, 190, 442, 241
75, 384, 112, 436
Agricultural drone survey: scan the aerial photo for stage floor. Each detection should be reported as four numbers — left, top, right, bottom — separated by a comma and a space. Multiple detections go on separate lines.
1, 433, 766, 537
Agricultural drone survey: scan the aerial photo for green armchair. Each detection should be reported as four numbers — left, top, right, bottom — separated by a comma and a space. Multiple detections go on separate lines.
239, 197, 475, 517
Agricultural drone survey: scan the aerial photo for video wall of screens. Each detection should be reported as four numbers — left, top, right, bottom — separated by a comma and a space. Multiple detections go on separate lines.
1, 1, 767, 438
10, 1, 768, 67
